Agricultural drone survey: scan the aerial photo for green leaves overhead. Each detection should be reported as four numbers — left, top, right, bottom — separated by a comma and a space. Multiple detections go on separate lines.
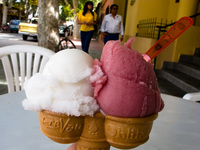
59, 0, 101, 21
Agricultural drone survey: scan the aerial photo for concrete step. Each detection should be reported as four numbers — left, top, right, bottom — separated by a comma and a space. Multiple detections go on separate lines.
179, 54, 200, 66
156, 47, 200, 97
162, 61, 200, 80
194, 47, 200, 56
156, 76, 186, 97
161, 69, 200, 93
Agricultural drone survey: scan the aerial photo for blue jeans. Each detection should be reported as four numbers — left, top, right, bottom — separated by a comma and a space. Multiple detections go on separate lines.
81, 31, 94, 53
104, 33, 119, 45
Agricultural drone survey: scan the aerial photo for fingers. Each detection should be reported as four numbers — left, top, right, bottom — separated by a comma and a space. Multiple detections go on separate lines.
67, 143, 77, 150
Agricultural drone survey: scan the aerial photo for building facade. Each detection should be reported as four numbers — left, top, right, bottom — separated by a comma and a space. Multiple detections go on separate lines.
100, 0, 200, 69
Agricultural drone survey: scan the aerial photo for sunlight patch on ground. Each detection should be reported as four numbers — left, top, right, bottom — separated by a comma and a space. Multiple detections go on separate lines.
0, 81, 7, 85
0, 34, 16, 38
0, 38, 20, 41
72, 41, 82, 46
0, 33, 20, 40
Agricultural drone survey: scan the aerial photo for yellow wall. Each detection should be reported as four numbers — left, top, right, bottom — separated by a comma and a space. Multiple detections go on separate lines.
177, 0, 199, 19
196, 2, 200, 25
124, 0, 171, 51
131, 37, 156, 54
137, 0, 169, 20
174, 26, 200, 60
113, 0, 127, 20
167, 0, 179, 21
122, 0, 200, 69
100, 0, 200, 69
124, 0, 140, 42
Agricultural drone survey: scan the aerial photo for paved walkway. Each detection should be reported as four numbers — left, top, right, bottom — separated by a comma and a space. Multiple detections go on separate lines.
71, 38, 104, 60
0, 38, 104, 95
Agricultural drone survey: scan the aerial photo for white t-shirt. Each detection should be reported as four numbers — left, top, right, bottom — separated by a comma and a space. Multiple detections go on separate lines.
100, 14, 124, 35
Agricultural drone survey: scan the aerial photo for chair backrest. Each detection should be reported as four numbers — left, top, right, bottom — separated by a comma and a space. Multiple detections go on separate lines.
0, 45, 55, 93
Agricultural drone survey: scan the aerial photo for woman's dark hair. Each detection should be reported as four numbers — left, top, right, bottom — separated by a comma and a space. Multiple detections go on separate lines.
110, 4, 118, 10
83, 1, 94, 16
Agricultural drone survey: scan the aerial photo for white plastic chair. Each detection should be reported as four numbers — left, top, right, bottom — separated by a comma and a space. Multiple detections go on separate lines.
183, 92, 200, 102
0, 45, 55, 93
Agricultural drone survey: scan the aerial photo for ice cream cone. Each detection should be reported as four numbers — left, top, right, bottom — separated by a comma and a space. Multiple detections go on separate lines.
105, 113, 158, 149
77, 112, 110, 150
38, 110, 84, 144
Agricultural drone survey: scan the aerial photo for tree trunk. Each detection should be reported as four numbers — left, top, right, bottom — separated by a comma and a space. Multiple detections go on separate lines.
24, 0, 29, 20
37, 0, 59, 51
19, 0, 22, 20
72, 0, 80, 39
2, 0, 8, 25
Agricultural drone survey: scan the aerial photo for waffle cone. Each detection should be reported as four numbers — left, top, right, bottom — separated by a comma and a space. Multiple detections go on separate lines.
77, 112, 110, 150
105, 113, 158, 149
38, 110, 84, 144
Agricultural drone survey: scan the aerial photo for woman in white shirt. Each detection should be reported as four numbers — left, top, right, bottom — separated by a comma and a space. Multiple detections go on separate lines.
100, 4, 124, 44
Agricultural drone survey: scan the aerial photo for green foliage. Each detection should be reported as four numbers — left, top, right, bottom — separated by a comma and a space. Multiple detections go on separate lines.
59, 3, 73, 21
59, 0, 101, 21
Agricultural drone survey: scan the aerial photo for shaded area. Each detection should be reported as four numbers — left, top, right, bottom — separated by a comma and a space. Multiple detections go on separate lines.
157, 77, 186, 97
0, 61, 8, 94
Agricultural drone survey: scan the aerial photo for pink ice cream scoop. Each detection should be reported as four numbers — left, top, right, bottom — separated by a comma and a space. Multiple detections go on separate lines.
90, 38, 164, 118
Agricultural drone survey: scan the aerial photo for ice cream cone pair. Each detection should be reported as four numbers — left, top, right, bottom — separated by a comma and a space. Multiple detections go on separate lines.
39, 110, 157, 149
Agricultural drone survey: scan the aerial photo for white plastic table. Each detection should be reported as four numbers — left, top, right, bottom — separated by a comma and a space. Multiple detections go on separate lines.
0, 91, 200, 150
